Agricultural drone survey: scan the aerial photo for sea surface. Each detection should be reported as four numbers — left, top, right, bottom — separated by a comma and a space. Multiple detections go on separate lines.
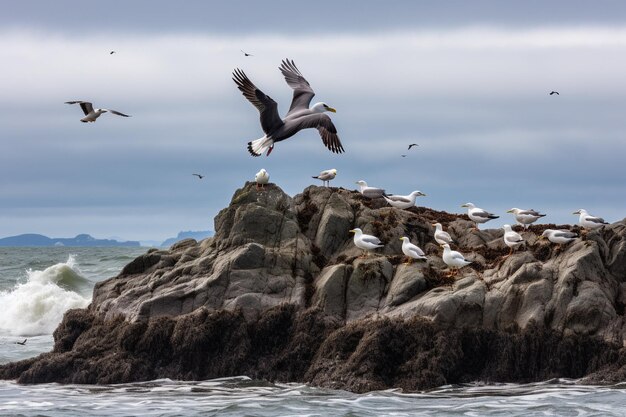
1, 247, 625, 416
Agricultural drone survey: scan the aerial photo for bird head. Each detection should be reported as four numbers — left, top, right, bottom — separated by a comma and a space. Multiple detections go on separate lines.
431, 222, 441, 229
399, 237, 408, 241
502, 224, 512, 231
331, 169, 337, 174
355, 180, 367, 187
573, 209, 585, 215
507, 208, 519, 214
461, 203, 475, 209
411, 191, 426, 197
349, 228, 362, 234
540, 230, 552, 239
312, 102, 336, 113
441, 243, 451, 249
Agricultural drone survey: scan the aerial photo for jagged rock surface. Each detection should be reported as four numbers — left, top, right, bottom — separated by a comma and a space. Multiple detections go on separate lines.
3, 182, 626, 392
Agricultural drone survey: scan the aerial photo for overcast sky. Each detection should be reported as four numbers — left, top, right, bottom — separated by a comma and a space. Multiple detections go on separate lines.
1, 1, 626, 242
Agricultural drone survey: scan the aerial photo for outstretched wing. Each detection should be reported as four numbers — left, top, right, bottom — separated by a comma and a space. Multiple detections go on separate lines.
233, 69, 283, 134
296, 113, 344, 154
65, 101, 93, 116
279, 59, 315, 115
107, 109, 131, 117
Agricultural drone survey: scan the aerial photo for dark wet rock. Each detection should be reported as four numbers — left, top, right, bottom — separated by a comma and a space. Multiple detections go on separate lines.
3, 182, 626, 392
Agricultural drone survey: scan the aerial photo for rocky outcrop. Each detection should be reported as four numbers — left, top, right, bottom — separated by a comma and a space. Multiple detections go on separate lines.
2, 182, 626, 392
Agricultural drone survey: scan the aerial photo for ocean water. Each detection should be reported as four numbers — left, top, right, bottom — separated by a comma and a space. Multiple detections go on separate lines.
1, 247, 625, 416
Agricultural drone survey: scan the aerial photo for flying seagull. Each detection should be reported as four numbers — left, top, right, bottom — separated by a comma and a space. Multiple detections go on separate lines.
192, 174, 204, 179
240, 50, 253, 57
110, 51, 115, 55
408, 143, 419, 150
15, 339, 27, 345
65, 101, 130, 123
549, 91, 559, 95
401, 154, 407, 158
233, 59, 344, 156
313, 169, 337, 187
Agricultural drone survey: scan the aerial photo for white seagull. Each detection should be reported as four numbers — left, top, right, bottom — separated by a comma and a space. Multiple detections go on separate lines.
255, 168, 269, 190
573, 209, 609, 230
383, 190, 426, 209
506, 208, 546, 230
65, 101, 130, 122
399, 237, 427, 264
541, 229, 578, 247
349, 228, 383, 257
502, 224, 524, 256
461, 203, 499, 230
441, 243, 471, 276
313, 169, 337, 187
355, 180, 386, 199
432, 223, 454, 246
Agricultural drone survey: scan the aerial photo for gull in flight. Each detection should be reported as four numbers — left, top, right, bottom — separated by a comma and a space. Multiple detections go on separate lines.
65, 101, 130, 123
549, 91, 559, 95
312, 169, 337, 187
192, 174, 204, 179
233, 59, 344, 156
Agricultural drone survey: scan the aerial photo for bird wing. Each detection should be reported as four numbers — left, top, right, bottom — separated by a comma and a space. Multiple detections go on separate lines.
106, 109, 131, 117
554, 230, 577, 238
438, 231, 453, 243
233, 68, 283, 135
505, 232, 524, 243
361, 234, 381, 245
407, 244, 425, 257
451, 251, 467, 262
586, 215, 608, 224
65, 101, 93, 116
471, 209, 492, 218
408, 144, 418, 150
295, 113, 344, 153
518, 209, 544, 216
387, 195, 411, 203
279, 59, 316, 116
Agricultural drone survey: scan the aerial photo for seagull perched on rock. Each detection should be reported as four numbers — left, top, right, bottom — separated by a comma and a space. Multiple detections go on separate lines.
255, 168, 269, 191
312, 169, 337, 187
432, 223, 454, 246
233, 59, 343, 156
349, 228, 383, 257
502, 224, 524, 256
541, 229, 578, 248
507, 208, 546, 230
399, 237, 427, 264
355, 180, 386, 199
441, 243, 471, 277
573, 209, 609, 230
65, 101, 130, 123
383, 190, 426, 209
461, 203, 499, 230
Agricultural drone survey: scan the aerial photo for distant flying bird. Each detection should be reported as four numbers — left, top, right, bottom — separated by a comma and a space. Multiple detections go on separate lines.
408, 143, 419, 150
15, 339, 27, 346
401, 154, 407, 158
192, 174, 204, 179
255, 168, 269, 190
312, 168, 337, 187
65, 101, 130, 123
233, 59, 344, 156
549, 91, 559, 95
461, 202, 499, 230
240, 50, 253, 57
110, 51, 115, 55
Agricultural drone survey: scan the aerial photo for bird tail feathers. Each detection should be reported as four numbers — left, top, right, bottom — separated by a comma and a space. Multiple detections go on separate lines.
248, 136, 274, 157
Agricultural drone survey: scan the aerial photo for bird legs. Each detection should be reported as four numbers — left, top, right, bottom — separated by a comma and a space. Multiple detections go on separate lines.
404, 257, 413, 265
256, 183, 265, 191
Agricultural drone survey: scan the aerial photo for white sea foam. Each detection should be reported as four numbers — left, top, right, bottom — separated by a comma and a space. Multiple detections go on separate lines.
0, 255, 91, 337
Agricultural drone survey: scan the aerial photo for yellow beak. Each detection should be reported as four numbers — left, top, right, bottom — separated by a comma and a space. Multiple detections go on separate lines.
327, 107, 337, 113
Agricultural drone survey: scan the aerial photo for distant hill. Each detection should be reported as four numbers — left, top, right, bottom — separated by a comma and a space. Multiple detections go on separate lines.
161, 230, 213, 248
0, 233, 141, 247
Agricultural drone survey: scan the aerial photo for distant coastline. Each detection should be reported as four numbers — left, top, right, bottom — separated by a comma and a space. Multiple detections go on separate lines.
0, 233, 140, 247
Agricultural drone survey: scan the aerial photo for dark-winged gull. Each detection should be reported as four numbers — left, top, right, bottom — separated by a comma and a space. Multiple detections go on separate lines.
312, 169, 337, 187
240, 50, 253, 57
408, 143, 418, 150
355, 180, 386, 198
349, 228, 383, 257
15, 339, 27, 345
507, 208, 546, 230
65, 101, 130, 123
383, 190, 426, 209
255, 168, 269, 190
541, 229, 578, 247
192, 174, 204, 179
549, 91, 559, 95
441, 243, 471, 276
461, 202, 499, 230
233, 59, 344, 156
573, 209, 608, 230
399, 237, 426, 264
502, 224, 524, 256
